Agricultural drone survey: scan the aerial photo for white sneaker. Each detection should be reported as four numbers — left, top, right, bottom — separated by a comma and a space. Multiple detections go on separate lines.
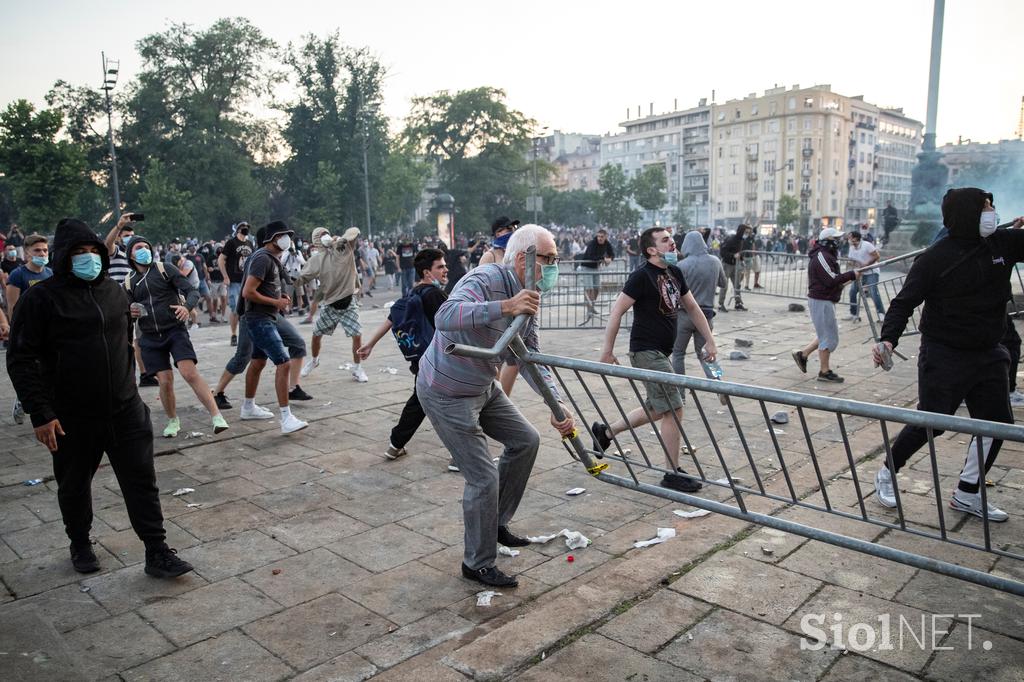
1010, 390, 1024, 407
281, 413, 309, 434
447, 457, 460, 472
240, 403, 275, 420
386, 443, 407, 460
300, 357, 320, 378
874, 467, 897, 508
950, 490, 1008, 522
352, 367, 369, 383
12, 400, 24, 425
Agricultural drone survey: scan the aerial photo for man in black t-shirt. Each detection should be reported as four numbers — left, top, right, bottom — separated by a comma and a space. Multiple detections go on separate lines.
578, 229, 615, 317
357, 248, 449, 462
219, 222, 254, 346
594, 227, 718, 493
397, 237, 417, 296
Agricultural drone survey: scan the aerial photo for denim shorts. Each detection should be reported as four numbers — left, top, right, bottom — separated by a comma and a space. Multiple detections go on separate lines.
225, 315, 306, 375
228, 282, 242, 311
245, 316, 290, 366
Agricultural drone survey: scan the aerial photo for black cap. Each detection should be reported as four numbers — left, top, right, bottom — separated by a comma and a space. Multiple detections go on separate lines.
262, 220, 294, 244
491, 216, 520, 235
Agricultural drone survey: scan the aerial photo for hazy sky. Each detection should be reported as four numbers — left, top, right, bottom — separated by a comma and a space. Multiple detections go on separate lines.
2, 0, 1022, 145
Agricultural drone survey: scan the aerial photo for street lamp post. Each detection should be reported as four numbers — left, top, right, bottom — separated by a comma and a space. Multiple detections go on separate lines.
101, 52, 121, 218
357, 94, 373, 240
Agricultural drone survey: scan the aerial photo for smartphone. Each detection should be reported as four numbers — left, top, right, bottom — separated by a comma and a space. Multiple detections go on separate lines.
128, 213, 145, 221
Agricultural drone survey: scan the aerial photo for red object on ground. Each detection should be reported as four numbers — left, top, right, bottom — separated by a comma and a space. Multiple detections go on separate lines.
567, 555, 574, 563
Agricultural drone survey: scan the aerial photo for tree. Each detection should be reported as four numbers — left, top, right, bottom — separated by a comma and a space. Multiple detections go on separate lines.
672, 193, 695, 230
0, 100, 86, 231
404, 87, 534, 233
596, 164, 639, 229
631, 164, 667, 222
543, 187, 600, 228
777, 194, 800, 230
137, 159, 195, 242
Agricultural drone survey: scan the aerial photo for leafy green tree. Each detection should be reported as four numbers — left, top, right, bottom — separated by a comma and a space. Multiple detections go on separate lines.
137, 159, 195, 242
673, 193, 694, 229
596, 164, 639, 229
404, 87, 534, 233
0, 100, 86, 231
543, 187, 600, 227
631, 164, 667, 222
777, 194, 800, 229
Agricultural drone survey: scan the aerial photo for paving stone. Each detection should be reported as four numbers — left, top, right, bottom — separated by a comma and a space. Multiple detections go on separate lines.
327, 524, 446, 573
138, 577, 281, 647
779, 539, 917, 600
81, 562, 208, 614
354, 610, 474, 669
5, 516, 115, 559
420, 544, 550, 577
348, 561, 477, 626
243, 592, 393, 670
251, 482, 341, 517
240, 547, 371, 608
242, 460, 327, 490
317, 468, 411, 498
0, 582, 109, 633
173, 475, 267, 510
670, 554, 821, 625
516, 632, 699, 682
291, 651, 378, 682
819, 654, 922, 681
925, 622, 1024, 682
784, 584, 954, 672
65, 611, 175, 678
597, 589, 712, 654
1, 543, 122, 598
394, 501, 467, 546
94, 520, 198, 566
177, 455, 266, 484
171, 499, 278, 541
176, 529, 296, 582
122, 629, 293, 682
0, 609, 85, 679
521, 547, 613, 587
656, 609, 839, 681
445, 575, 552, 625
0, 537, 19, 564
894, 568, 1024, 642
330, 491, 440, 527
0, 500, 43, 533
265, 508, 371, 552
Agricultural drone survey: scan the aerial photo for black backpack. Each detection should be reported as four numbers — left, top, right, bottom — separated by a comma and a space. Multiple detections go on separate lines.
389, 289, 434, 363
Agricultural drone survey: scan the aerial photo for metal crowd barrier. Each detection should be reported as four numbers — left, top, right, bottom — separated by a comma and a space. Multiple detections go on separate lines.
725, 250, 856, 305
537, 261, 632, 330
447, 282, 1024, 596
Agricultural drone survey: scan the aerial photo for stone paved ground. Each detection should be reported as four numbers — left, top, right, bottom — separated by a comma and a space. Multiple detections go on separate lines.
1, 282, 1022, 681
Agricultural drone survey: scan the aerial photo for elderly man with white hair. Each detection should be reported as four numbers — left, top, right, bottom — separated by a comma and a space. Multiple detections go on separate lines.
417, 224, 575, 588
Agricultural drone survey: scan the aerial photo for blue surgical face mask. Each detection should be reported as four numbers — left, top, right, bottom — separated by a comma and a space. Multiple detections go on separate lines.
492, 233, 512, 250
71, 253, 103, 281
663, 251, 678, 265
31, 256, 48, 267
537, 264, 559, 292
134, 248, 153, 265
432, 279, 444, 288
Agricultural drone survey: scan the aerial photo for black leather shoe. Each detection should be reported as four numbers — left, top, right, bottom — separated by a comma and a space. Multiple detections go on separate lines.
591, 422, 612, 458
461, 563, 519, 588
214, 392, 232, 410
497, 525, 531, 548
70, 541, 100, 573
288, 385, 314, 401
145, 544, 194, 578
661, 470, 703, 493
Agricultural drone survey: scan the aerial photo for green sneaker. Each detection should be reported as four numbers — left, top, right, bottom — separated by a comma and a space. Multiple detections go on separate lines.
212, 414, 229, 434
162, 417, 181, 438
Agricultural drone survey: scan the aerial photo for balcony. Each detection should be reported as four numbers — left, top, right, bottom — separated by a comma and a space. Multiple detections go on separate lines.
856, 121, 877, 130
800, 189, 812, 198
801, 169, 812, 178
802, 147, 814, 157
746, 172, 758, 181
747, 151, 758, 161
745, 192, 758, 201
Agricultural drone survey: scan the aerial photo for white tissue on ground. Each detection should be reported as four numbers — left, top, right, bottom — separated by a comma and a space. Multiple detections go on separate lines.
497, 545, 520, 557
673, 509, 711, 519
633, 527, 676, 548
476, 590, 501, 606
527, 528, 591, 550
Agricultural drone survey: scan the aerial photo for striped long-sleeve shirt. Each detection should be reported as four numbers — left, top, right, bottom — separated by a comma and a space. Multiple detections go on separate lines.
418, 263, 560, 399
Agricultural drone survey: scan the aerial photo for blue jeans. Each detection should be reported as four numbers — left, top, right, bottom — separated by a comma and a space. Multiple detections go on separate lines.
227, 315, 306, 375
850, 272, 885, 317
228, 282, 242, 313
401, 268, 415, 297
244, 316, 290, 366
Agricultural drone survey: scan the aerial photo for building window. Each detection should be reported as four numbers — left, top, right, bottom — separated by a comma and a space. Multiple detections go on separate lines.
804, 97, 814, 108
788, 97, 796, 110
768, 120, 780, 133
802, 117, 812, 130
787, 118, 796, 133
787, 178, 794, 192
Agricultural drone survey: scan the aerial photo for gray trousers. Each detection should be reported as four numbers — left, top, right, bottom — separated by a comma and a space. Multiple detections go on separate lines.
416, 378, 541, 570
672, 313, 714, 376
718, 262, 743, 306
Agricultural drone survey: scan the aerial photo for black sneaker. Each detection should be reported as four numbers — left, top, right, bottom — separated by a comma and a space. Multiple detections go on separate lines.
70, 541, 100, 573
461, 563, 518, 588
661, 470, 703, 493
214, 392, 232, 410
791, 350, 808, 374
734, 303, 748, 312
288, 385, 314, 401
590, 421, 612, 457
498, 525, 531, 548
230, 334, 238, 347
817, 370, 845, 383
138, 373, 159, 388
145, 544, 194, 578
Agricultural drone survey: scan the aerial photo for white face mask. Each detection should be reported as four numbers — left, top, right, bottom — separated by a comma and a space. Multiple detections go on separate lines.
980, 211, 998, 238
275, 235, 292, 251
320, 235, 333, 247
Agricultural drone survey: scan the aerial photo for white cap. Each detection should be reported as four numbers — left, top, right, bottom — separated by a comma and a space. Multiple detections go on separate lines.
818, 227, 843, 241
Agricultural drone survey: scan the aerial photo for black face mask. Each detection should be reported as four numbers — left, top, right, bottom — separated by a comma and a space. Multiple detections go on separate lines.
239, 230, 249, 238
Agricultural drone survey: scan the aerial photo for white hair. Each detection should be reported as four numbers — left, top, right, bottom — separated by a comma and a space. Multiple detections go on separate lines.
503, 224, 552, 266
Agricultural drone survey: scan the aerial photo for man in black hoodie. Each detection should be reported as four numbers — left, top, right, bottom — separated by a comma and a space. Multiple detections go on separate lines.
6, 218, 193, 578
717, 224, 749, 312
872, 189, 1024, 521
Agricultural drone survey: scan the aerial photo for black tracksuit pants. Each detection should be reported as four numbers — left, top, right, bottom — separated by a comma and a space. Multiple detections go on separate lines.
1002, 316, 1021, 392
52, 397, 166, 546
887, 337, 1012, 494
390, 372, 426, 449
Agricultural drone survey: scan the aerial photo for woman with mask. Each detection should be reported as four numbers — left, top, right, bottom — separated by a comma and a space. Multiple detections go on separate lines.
791, 227, 860, 383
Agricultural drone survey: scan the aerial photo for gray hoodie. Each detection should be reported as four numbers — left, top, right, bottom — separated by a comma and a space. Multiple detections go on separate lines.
679, 231, 726, 312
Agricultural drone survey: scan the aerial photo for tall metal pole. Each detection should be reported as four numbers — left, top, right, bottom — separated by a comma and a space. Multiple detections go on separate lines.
532, 138, 539, 224
358, 95, 372, 240
102, 52, 121, 218
922, 0, 945, 153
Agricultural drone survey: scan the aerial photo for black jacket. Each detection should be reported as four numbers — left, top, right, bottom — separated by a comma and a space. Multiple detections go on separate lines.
123, 236, 200, 335
7, 218, 139, 427
720, 226, 747, 265
881, 187, 1024, 350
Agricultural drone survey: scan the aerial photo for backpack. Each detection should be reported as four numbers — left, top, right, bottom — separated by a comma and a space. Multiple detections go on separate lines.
389, 289, 435, 363
124, 261, 187, 307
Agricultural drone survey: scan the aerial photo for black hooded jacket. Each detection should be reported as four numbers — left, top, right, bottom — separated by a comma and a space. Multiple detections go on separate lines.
720, 225, 747, 265
123, 235, 200, 335
6, 219, 138, 427
880, 187, 1024, 350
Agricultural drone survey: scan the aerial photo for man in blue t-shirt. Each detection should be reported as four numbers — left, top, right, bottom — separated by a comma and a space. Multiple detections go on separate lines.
594, 227, 719, 493
5, 234, 51, 425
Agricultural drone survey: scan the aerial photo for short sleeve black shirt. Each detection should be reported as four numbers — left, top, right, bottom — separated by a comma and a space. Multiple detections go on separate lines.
622, 262, 690, 355
223, 237, 253, 283
241, 248, 283, 319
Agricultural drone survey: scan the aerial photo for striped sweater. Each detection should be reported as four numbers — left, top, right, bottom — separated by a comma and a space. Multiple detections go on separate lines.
418, 264, 560, 399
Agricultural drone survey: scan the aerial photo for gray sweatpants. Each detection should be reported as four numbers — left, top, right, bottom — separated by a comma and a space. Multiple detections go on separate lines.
416, 378, 541, 570
672, 313, 714, 376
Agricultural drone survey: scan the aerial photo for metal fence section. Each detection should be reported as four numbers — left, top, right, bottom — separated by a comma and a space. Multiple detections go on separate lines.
446, 285, 1024, 595
726, 250, 855, 304
537, 260, 633, 330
